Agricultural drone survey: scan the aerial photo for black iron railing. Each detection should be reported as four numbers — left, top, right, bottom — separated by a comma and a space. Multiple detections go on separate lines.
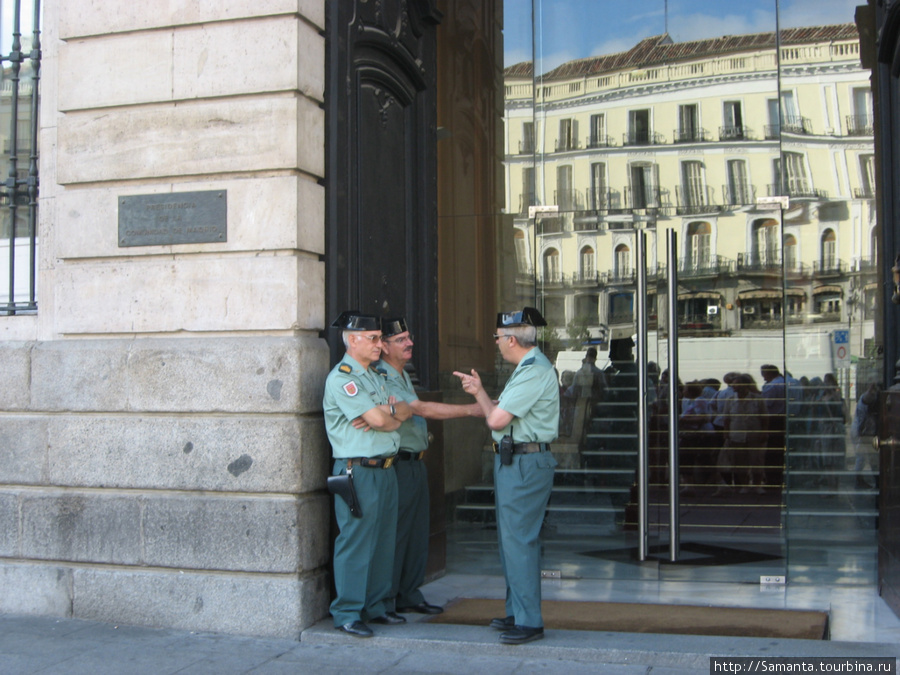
1, 0, 40, 315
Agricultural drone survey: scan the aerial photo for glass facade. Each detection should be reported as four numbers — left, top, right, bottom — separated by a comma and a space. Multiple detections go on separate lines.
441, 0, 881, 585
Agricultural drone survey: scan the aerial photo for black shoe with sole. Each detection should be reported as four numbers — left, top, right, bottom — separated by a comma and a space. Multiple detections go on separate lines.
489, 615, 515, 630
370, 611, 407, 625
499, 625, 544, 645
396, 602, 444, 615
337, 620, 373, 638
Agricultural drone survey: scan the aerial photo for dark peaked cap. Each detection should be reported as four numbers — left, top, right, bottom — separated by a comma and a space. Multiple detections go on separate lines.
382, 317, 408, 338
331, 311, 381, 331
496, 306, 547, 328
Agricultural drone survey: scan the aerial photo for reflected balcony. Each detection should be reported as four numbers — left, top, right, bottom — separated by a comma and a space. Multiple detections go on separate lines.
554, 189, 584, 212
678, 255, 733, 279
766, 182, 826, 199
608, 268, 636, 285
554, 138, 581, 153
622, 130, 665, 146
719, 125, 753, 141
675, 185, 724, 215
813, 259, 847, 277
571, 271, 602, 288
586, 135, 615, 149
584, 188, 623, 213
624, 186, 662, 210
536, 217, 567, 236
679, 313, 722, 332
673, 128, 712, 143
518, 140, 535, 155
846, 114, 874, 136
855, 257, 877, 271
722, 184, 757, 207
737, 252, 782, 275
518, 193, 538, 216
853, 186, 875, 199
782, 116, 813, 134
741, 315, 784, 330
539, 273, 567, 289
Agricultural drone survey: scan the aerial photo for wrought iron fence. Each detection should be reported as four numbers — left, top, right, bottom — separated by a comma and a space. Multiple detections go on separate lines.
1, 0, 41, 315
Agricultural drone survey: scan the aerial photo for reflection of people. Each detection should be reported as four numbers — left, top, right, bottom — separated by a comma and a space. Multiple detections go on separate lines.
852, 383, 880, 488
324, 312, 411, 638
376, 317, 482, 616
453, 307, 560, 645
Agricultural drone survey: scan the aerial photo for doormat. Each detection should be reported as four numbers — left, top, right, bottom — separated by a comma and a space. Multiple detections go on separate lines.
426, 598, 829, 640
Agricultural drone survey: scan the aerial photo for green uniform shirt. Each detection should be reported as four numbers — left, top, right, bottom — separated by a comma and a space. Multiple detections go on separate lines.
493, 347, 560, 444
376, 360, 429, 453
324, 354, 400, 459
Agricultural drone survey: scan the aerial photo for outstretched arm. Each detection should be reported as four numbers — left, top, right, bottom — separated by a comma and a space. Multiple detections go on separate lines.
452, 369, 514, 431
408, 399, 484, 420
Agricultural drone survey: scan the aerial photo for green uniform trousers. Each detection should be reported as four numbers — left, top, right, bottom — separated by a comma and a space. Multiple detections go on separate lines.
389, 456, 429, 610
494, 449, 557, 628
330, 460, 398, 626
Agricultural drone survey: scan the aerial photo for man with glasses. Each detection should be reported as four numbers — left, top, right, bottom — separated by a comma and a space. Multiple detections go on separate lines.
453, 307, 560, 645
324, 311, 412, 638
376, 317, 482, 617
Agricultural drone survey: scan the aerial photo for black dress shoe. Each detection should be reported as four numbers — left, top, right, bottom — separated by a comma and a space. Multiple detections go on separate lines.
489, 615, 515, 630
396, 602, 444, 615
337, 620, 373, 638
370, 611, 407, 625
499, 625, 544, 645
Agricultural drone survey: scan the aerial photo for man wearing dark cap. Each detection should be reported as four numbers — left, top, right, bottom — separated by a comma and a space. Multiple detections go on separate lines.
453, 307, 560, 645
324, 311, 412, 638
377, 317, 482, 617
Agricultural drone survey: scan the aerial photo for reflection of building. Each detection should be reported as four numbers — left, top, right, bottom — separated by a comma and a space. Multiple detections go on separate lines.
505, 25, 875, 360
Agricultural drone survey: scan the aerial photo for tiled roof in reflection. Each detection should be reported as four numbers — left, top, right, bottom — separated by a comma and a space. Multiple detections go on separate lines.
505, 23, 858, 79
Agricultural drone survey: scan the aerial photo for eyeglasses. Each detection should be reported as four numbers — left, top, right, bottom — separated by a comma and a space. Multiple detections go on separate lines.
355, 334, 382, 343
384, 334, 414, 344
493, 333, 513, 341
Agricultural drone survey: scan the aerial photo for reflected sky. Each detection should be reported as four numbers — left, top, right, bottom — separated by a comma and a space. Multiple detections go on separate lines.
504, 0, 862, 71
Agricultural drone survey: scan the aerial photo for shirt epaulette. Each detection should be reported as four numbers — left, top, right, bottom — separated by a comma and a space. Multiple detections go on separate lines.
339, 364, 352, 374
521, 357, 536, 366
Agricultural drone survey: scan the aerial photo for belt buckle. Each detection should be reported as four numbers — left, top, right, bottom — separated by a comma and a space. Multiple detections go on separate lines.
383, 456, 394, 469
417, 451, 425, 461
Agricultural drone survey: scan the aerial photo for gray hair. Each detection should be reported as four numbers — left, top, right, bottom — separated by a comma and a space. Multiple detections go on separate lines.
504, 324, 537, 348
341, 331, 351, 349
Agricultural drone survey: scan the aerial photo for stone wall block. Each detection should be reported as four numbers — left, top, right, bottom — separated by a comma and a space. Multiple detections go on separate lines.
124, 336, 311, 413
0, 417, 49, 485
0, 342, 32, 409
298, 416, 328, 493
53, 255, 310, 335
0, 563, 73, 616
55, 176, 322, 260
141, 495, 301, 572
297, 335, 330, 413
296, 494, 330, 572
59, 33, 173, 111
174, 17, 309, 101
19, 493, 142, 564
0, 492, 19, 556
47, 415, 303, 492
60, 0, 305, 39
72, 566, 328, 638
57, 97, 307, 184
30, 341, 129, 412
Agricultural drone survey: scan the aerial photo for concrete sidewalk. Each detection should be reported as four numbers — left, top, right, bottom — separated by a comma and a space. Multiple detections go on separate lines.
1, 611, 898, 675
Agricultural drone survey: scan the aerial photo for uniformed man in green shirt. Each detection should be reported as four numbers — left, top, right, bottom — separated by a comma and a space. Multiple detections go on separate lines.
454, 307, 559, 645
377, 317, 482, 616
324, 311, 412, 638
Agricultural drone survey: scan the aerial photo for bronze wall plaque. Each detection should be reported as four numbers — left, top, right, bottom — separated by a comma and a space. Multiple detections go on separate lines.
118, 190, 227, 247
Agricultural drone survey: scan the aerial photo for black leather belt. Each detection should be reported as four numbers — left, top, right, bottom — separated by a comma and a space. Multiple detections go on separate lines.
397, 451, 425, 461
347, 456, 395, 469
491, 442, 550, 454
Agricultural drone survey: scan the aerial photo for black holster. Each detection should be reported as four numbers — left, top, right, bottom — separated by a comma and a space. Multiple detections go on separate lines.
327, 466, 363, 517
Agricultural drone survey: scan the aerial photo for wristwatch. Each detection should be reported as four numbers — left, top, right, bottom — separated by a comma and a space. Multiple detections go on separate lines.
390, 404, 396, 416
